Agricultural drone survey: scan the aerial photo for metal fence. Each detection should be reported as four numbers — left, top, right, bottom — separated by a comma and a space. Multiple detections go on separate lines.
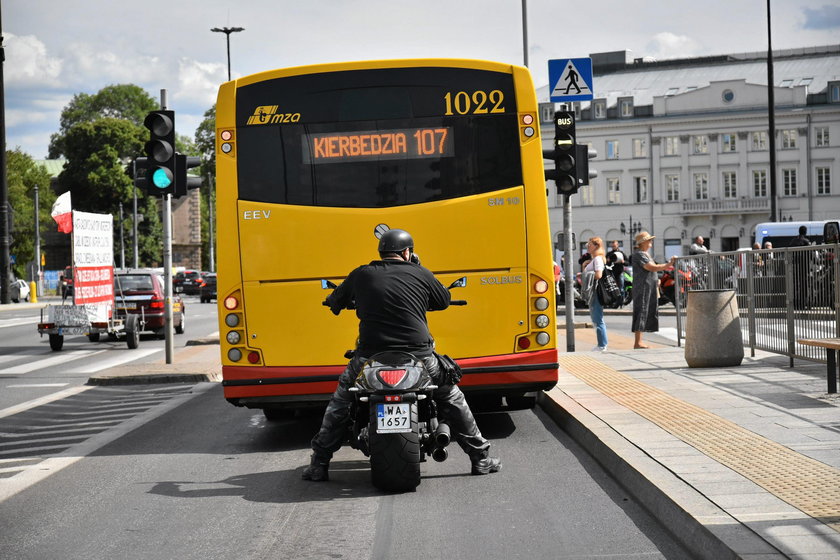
672, 245, 840, 365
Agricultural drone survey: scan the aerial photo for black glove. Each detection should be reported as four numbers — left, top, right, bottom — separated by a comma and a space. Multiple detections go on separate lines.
410, 253, 421, 265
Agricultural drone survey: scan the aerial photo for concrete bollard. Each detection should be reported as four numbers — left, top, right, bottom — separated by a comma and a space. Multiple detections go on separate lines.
685, 289, 743, 368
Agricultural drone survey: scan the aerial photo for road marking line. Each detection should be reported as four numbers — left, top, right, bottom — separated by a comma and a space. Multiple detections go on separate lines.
0, 317, 39, 329
1, 349, 104, 375
68, 348, 160, 374
0, 382, 215, 503
0, 386, 93, 420
6, 384, 69, 388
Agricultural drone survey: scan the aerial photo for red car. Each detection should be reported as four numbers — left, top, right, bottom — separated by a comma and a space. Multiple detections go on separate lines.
114, 271, 185, 337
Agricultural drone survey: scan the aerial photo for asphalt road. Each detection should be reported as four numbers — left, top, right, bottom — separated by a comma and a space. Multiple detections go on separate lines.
0, 301, 691, 559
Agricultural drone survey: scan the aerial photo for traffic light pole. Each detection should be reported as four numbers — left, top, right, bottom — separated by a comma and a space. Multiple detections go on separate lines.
160, 89, 174, 364
563, 194, 575, 352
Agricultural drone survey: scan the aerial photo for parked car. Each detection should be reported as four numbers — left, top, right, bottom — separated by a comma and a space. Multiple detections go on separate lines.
200, 273, 217, 303
114, 270, 185, 337
174, 269, 202, 295
10, 278, 31, 303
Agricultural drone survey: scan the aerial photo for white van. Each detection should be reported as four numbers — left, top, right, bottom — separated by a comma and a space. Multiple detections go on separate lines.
754, 221, 830, 248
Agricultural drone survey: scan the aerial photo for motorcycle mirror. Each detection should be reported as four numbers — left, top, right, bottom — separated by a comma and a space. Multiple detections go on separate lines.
321, 279, 338, 289
448, 277, 467, 289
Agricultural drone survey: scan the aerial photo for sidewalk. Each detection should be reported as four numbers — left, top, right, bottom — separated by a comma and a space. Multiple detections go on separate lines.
541, 326, 840, 559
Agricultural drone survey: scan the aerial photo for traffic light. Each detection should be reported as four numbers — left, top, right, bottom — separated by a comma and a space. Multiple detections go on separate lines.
575, 144, 599, 187
174, 155, 202, 197
133, 157, 148, 190
543, 111, 578, 195
143, 110, 176, 196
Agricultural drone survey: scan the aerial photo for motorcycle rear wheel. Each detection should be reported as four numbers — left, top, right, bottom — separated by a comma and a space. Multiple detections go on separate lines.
368, 403, 421, 492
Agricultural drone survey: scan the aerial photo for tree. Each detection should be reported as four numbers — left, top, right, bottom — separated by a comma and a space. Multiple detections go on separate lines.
48, 84, 159, 159
6, 150, 55, 279
194, 105, 216, 270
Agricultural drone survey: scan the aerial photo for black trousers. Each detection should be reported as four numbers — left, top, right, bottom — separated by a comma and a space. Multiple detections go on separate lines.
310, 355, 491, 461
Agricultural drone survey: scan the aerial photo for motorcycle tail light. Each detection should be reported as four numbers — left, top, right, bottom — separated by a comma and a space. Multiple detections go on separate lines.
378, 369, 407, 386
384, 395, 403, 402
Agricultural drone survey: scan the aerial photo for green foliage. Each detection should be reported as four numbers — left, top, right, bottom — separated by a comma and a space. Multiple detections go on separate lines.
6, 150, 55, 278
195, 105, 216, 271
48, 84, 158, 159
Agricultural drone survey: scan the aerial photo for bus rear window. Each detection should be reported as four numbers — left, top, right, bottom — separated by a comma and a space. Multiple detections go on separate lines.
235, 67, 522, 208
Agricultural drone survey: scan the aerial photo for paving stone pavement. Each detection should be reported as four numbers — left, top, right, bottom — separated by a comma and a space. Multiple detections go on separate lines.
541, 326, 840, 559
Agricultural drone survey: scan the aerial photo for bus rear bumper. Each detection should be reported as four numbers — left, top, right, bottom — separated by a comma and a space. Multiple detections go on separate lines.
221, 348, 559, 407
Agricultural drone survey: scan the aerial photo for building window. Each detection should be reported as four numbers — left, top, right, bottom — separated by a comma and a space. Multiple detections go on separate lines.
664, 136, 680, 156
619, 97, 633, 118
692, 135, 708, 154
722, 171, 737, 198
721, 133, 737, 152
607, 177, 620, 204
753, 170, 767, 197
832, 83, 840, 103
816, 127, 830, 147
783, 168, 797, 196
665, 174, 680, 201
634, 176, 648, 203
633, 138, 647, 158
606, 140, 620, 160
580, 183, 595, 205
782, 129, 798, 149
817, 168, 831, 195
693, 173, 709, 199
593, 100, 607, 119
779, 79, 794, 88
751, 131, 767, 150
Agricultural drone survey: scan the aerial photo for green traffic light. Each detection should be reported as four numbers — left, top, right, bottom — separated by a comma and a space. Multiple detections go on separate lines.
152, 167, 173, 189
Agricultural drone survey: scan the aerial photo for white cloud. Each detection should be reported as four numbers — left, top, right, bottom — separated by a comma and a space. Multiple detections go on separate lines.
5, 32, 63, 87
174, 58, 227, 109
646, 32, 704, 60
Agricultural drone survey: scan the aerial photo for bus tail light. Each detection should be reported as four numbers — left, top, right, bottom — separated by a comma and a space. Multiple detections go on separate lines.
247, 351, 261, 364
224, 295, 238, 310
534, 279, 549, 293
228, 348, 242, 362
534, 297, 549, 311
518, 337, 531, 349
519, 113, 537, 142
536, 332, 550, 346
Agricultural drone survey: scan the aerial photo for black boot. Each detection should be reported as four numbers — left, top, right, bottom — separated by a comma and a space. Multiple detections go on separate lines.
302, 454, 330, 481
471, 456, 502, 475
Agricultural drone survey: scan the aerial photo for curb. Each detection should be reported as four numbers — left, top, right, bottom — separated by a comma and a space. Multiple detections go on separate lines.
538, 387, 779, 560
87, 373, 219, 386
87, 338, 221, 386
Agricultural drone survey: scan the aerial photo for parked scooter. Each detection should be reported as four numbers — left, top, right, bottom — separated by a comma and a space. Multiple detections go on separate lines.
320, 277, 467, 492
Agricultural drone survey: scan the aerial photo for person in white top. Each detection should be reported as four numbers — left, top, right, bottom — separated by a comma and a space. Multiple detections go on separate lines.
585, 237, 608, 351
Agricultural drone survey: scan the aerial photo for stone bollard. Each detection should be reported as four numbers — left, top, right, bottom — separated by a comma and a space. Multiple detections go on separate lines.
685, 289, 743, 368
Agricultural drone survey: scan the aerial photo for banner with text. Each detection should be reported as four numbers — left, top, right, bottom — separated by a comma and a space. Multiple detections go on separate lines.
72, 211, 115, 309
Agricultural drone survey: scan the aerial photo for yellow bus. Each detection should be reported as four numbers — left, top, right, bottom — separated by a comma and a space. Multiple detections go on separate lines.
215, 59, 558, 416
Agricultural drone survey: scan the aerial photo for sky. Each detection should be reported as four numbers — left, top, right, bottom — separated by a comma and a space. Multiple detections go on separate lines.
4, 0, 840, 160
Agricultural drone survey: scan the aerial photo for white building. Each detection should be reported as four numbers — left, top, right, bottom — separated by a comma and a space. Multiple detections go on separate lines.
539, 44, 840, 262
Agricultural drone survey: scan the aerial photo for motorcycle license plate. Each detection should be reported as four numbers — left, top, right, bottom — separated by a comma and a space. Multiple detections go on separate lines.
376, 403, 411, 433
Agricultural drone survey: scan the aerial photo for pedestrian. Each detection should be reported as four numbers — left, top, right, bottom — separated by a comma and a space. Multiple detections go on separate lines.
689, 236, 709, 255
584, 237, 608, 351
631, 231, 676, 349
553, 260, 562, 297
789, 225, 811, 309
302, 229, 501, 482
606, 240, 626, 299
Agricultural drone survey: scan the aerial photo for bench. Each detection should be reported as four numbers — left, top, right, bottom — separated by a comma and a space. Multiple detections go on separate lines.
797, 338, 840, 394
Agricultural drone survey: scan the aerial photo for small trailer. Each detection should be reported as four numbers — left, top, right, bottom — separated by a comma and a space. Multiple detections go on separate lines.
37, 303, 142, 351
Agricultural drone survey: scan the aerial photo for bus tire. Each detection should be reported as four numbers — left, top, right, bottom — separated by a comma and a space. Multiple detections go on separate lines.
49, 334, 64, 351
368, 403, 420, 492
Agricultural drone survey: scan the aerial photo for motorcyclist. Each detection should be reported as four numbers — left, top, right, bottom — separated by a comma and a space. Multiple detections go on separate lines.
302, 229, 502, 482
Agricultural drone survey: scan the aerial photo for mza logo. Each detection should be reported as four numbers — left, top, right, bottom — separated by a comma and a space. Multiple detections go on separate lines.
246, 106, 301, 125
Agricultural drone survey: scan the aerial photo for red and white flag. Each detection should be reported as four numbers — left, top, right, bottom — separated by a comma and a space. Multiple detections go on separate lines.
51, 191, 72, 233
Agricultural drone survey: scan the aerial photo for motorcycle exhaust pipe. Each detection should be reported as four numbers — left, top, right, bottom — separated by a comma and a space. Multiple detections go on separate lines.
434, 422, 451, 447
432, 446, 448, 462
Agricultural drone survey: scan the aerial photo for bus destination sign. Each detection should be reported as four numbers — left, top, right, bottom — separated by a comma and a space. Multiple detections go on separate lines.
304, 127, 453, 164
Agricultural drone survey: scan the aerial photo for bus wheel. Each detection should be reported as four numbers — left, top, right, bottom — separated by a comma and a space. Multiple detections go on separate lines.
368, 403, 421, 492
49, 334, 64, 351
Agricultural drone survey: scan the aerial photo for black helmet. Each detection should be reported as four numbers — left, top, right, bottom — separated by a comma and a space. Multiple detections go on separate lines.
378, 229, 414, 254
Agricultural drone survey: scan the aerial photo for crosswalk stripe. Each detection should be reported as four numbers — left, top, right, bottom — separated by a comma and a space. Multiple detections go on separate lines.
1, 349, 104, 375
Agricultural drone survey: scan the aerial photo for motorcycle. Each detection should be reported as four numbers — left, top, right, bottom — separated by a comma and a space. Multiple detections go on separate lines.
321, 277, 467, 492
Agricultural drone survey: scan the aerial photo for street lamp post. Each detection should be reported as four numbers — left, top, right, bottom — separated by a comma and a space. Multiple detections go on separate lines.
620, 217, 643, 252
211, 26, 245, 81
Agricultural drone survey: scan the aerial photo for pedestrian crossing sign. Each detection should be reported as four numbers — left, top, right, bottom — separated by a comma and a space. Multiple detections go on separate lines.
548, 58, 594, 102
